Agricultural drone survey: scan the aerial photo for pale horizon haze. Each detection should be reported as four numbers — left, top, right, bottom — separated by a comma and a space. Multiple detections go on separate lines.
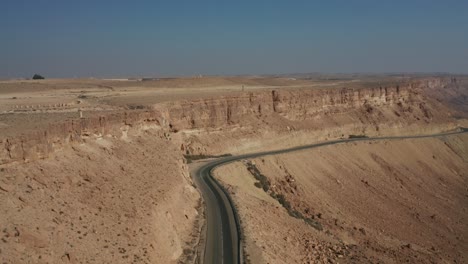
1, 0, 468, 78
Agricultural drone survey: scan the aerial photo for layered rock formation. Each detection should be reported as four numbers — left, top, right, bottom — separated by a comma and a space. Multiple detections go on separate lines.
161, 78, 459, 155
0, 111, 166, 165
0, 78, 458, 165
0, 77, 465, 264
158, 78, 450, 130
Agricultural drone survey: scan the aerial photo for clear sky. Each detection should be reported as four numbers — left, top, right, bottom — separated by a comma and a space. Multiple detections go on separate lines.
1, 1, 468, 78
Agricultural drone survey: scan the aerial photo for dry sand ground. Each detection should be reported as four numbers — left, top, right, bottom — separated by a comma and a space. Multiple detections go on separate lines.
0, 128, 200, 263
215, 134, 468, 263
1, 75, 467, 263
0, 76, 423, 137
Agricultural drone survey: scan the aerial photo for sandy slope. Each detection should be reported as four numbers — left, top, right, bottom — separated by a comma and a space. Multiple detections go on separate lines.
0, 75, 466, 263
0, 128, 199, 264
214, 134, 468, 263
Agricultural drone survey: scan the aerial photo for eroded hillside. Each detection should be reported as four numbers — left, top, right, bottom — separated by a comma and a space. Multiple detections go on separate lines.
0, 128, 200, 263
214, 134, 468, 263
166, 78, 460, 156
0, 76, 466, 263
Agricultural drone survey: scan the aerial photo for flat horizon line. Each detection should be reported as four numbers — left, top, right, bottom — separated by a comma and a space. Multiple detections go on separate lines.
1, 71, 468, 81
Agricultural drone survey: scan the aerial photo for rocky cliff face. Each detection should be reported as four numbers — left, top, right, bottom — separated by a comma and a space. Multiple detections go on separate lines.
424, 77, 468, 117
158, 78, 450, 131
0, 111, 167, 165
0, 78, 457, 165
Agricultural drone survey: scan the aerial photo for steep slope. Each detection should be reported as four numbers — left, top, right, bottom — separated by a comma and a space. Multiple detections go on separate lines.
0, 128, 200, 263
424, 76, 468, 118
214, 134, 468, 263
0, 77, 465, 264
165, 78, 459, 155
2, 78, 459, 166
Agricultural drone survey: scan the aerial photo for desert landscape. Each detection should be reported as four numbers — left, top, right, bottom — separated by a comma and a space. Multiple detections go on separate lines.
1, 75, 467, 263
2, 2, 468, 263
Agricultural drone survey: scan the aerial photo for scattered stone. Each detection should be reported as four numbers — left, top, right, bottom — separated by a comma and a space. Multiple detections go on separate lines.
13, 227, 20, 237
401, 243, 412, 249
359, 228, 366, 235
0, 184, 11, 192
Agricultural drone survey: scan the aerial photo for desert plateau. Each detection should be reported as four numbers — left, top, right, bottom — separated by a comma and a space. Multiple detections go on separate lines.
0, 75, 467, 263
2, 2, 468, 263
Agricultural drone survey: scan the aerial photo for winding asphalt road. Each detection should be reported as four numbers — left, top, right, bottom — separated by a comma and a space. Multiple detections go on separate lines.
193, 128, 468, 264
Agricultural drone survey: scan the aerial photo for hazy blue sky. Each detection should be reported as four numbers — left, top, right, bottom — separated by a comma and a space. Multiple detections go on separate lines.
1, 1, 468, 78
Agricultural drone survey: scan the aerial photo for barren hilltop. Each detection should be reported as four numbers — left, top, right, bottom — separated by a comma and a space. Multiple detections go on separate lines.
1, 75, 467, 263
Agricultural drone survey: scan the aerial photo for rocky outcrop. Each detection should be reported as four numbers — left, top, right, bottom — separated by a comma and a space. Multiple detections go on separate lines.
0, 111, 166, 165
157, 78, 451, 130
0, 78, 455, 165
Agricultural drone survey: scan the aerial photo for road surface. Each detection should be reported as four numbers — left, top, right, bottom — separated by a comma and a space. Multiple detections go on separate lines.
193, 128, 468, 264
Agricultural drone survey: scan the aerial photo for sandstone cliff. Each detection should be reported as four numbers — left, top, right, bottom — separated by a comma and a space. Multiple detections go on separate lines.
161, 78, 459, 155
157, 78, 450, 131
0, 111, 167, 165
0, 78, 459, 165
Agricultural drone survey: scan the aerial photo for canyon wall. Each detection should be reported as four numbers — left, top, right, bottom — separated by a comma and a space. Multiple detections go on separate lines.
0, 78, 457, 165
157, 78, 450, 130
0, 111, 167, 165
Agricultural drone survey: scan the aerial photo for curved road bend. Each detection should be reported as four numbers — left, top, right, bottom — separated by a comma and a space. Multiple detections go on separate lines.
193, 128, 468, 264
